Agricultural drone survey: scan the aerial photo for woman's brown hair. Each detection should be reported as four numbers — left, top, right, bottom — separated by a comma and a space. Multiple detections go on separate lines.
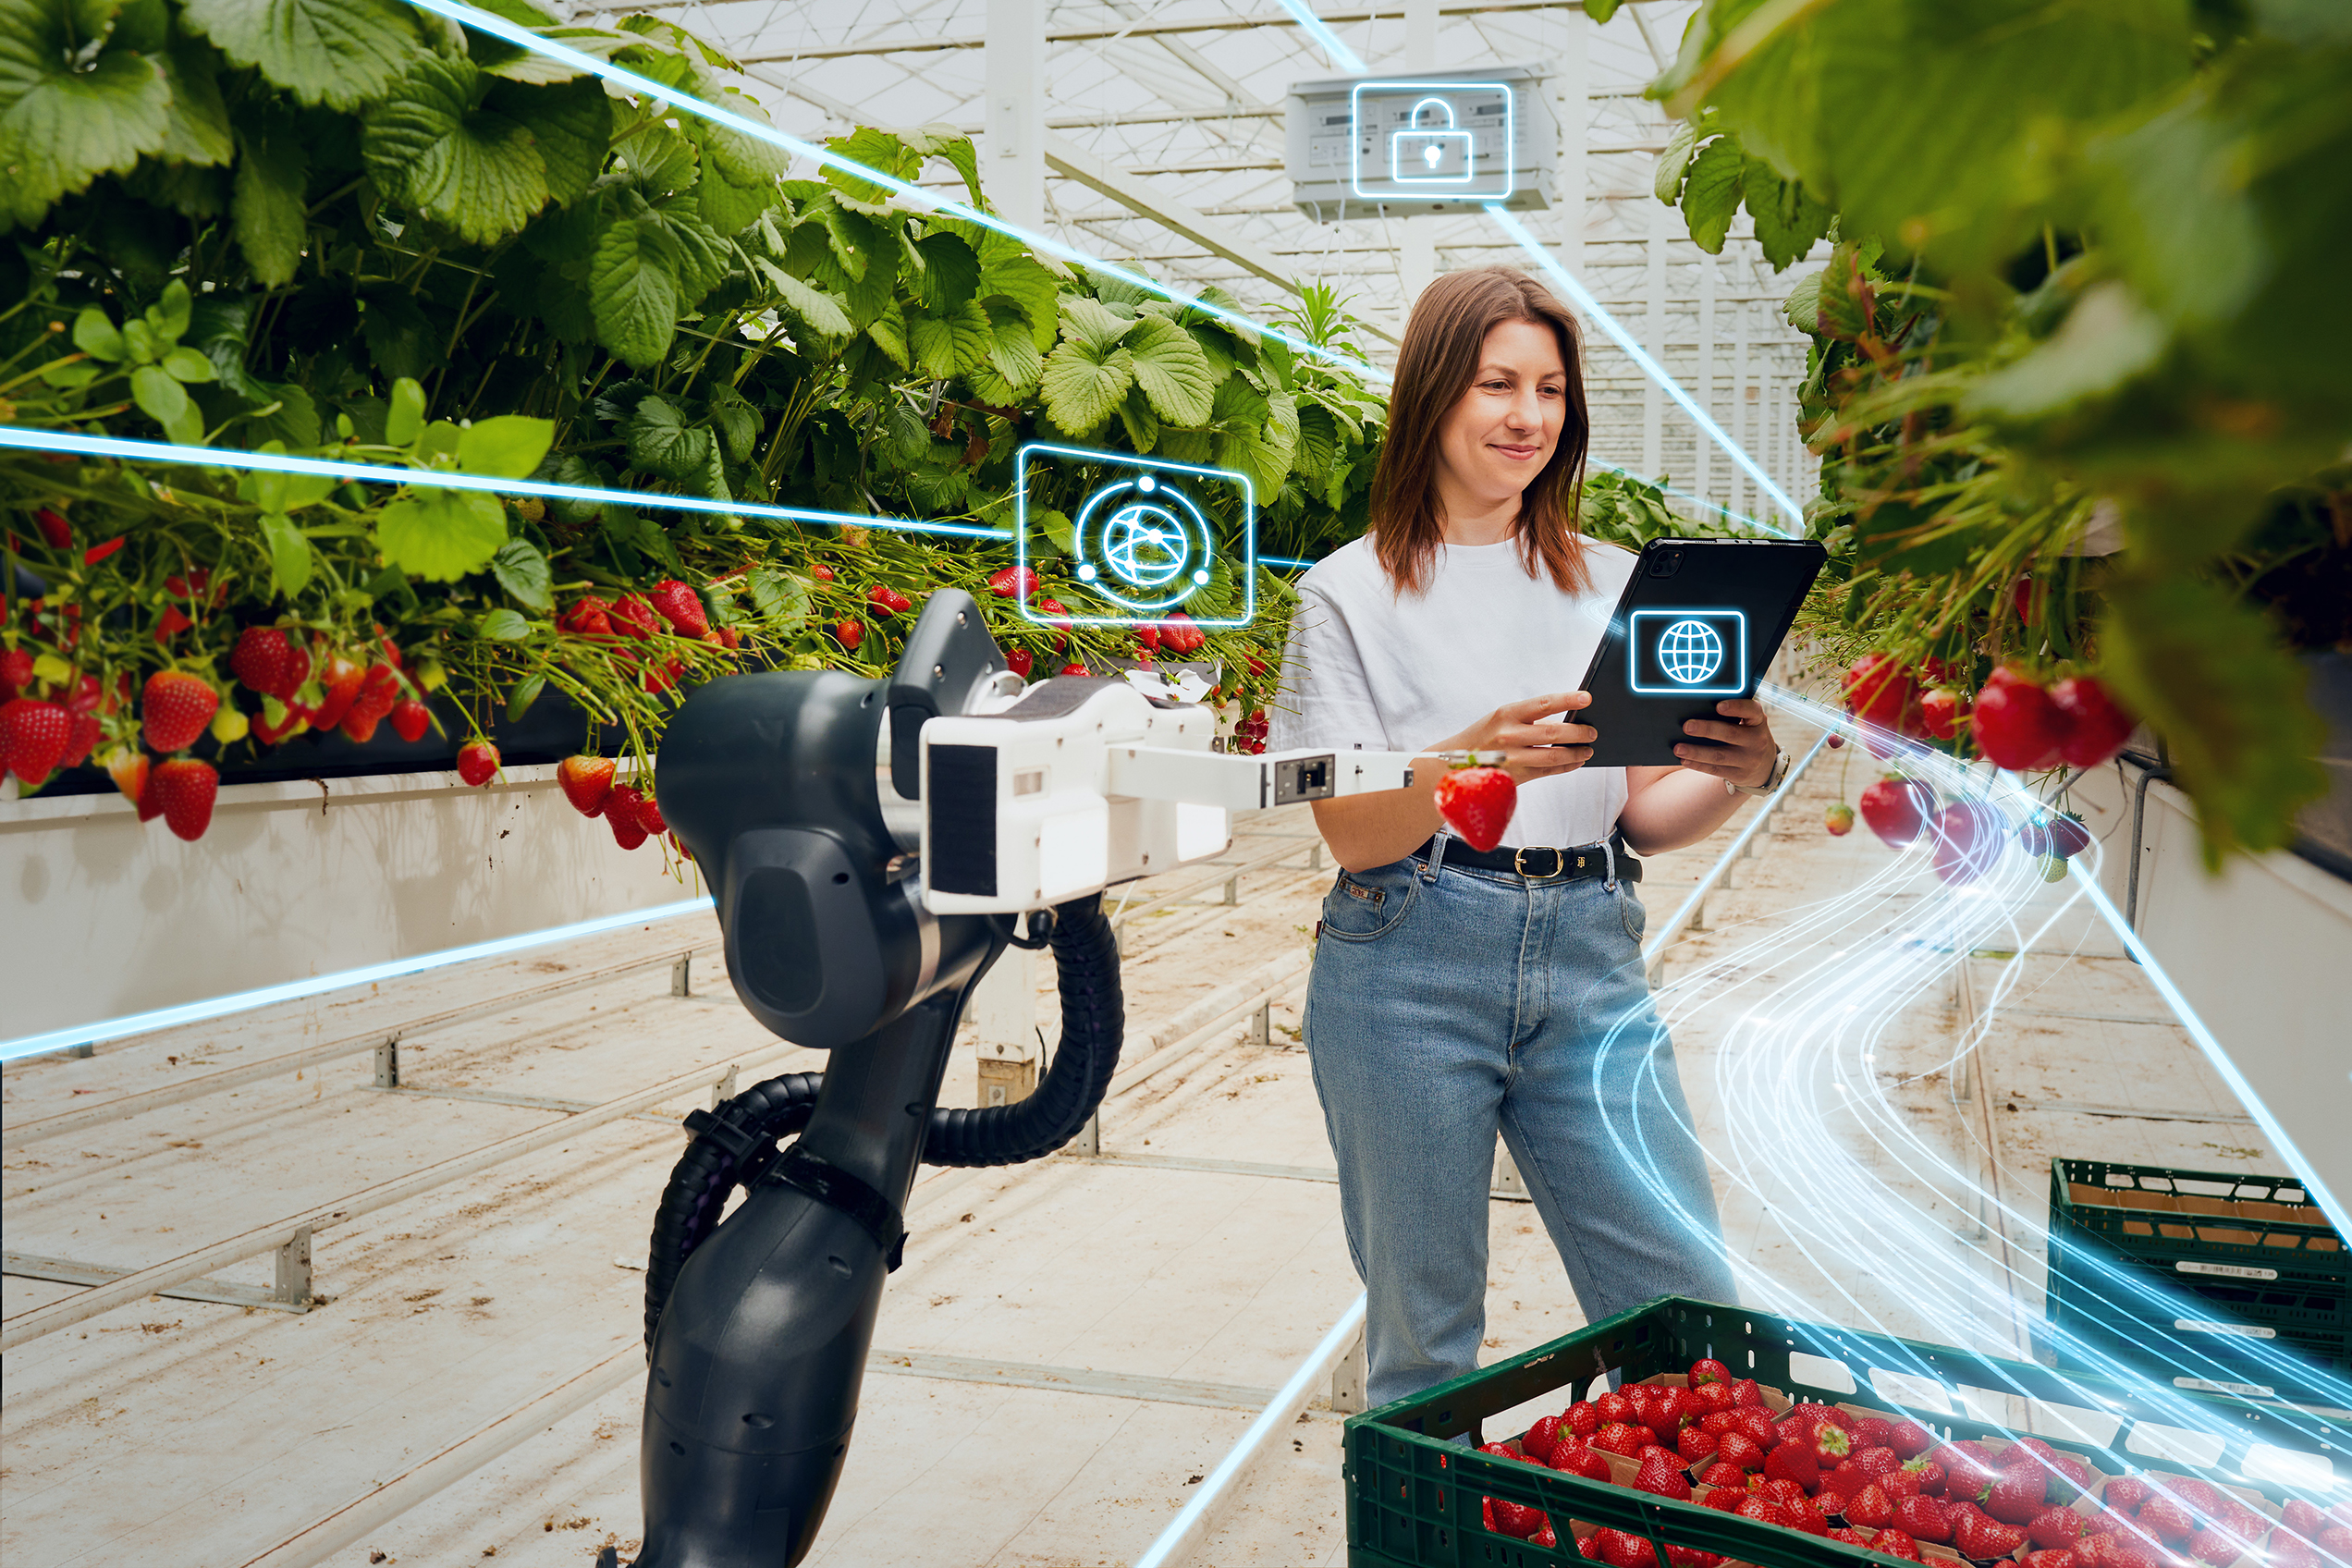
1368, 265, 1592, 594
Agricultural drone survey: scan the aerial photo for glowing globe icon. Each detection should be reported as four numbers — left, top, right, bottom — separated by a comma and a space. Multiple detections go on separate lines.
1657, 618, 1726, 686
1101, 503, 1190, 588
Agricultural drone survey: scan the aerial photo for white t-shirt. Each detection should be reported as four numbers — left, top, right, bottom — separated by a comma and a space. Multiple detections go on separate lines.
1266, 533, 1638, 850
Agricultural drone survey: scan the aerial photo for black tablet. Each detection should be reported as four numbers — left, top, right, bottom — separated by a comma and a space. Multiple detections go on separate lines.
1573, 537, 1828, 767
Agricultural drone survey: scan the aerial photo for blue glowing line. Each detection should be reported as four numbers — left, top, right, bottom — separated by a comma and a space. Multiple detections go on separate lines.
1261, 555, 1317, 570
1484, 205, 1805, 530
1270, 0, 1367, 72
397, 0, 1386, 387
0, 427, 1011, 540
0, 898, 716, 1064
2065, 860, 2352, 1243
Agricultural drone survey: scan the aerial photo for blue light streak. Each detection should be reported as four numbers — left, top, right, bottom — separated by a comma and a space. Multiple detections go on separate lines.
0, 897, 716, 1064
1485, 204, 1807, 531
1270, 0, 1367, 73
398, 0, 1386, 387
0, 427, 1010, 540
1591, 684, 2351, 1488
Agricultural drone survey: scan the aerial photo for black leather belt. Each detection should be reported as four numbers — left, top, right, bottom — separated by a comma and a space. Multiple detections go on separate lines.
1408, 835, 1642, 883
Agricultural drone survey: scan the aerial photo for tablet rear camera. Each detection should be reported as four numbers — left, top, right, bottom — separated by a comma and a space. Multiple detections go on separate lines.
1648, 548, 1684, 579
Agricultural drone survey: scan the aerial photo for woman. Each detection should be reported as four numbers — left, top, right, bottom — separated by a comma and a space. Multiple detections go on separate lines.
1268, 267, 1782, 1409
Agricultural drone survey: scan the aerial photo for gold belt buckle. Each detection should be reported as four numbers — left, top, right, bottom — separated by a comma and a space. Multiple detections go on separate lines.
1513, 846, 1564, 878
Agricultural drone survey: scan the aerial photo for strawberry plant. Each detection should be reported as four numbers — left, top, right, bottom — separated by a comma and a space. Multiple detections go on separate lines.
0, 0, 1384, 839
1640, 0, 2351, 864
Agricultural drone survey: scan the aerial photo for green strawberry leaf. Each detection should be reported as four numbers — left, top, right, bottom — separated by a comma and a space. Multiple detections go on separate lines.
1039, 336, 1133, 437
362, 55, 550, 245
72, 307, 126, 362
1124, 314, 1218, 427
589, 212, 681, 369
457, 414, 554, 478
981, 254, 1063, 349
259, 511, 312, 597
479, 607, 533, 640
625, 394, 712, 480
386, 376, 426, 445
753, 256, 852, 340
984, 301, 1045, 393
180, 0, 426, 110
910, 229, 980, 315
489, 538, 553, 611
0, 4, 172, 227
232, 124, 308, 285
704, 382, 761, 463
155, 37, 235, 166
376, 486, 508, 581
502, 76, 609, 205
1680, 138, 1746, 254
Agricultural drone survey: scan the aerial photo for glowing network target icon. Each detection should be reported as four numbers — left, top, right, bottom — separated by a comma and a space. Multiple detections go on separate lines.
1014, 444, 1256, 628
1656, 619, 1726, 686
1628, 609, 1746, 696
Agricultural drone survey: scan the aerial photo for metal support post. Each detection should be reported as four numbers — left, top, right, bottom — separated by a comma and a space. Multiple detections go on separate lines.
1695, 252, 1717, 505
986, 0, 1047, 232
710, 1063, 738, 1112
1248, 1002, 1271, 1047
1308, 841, 1324, 872
1329, 1328, 1368, 1415
1552, 3, 1588, 276
1642, 200, 1669, 479
373, 1036, 400, 1089
974, 946, 1041, 1106
1222, 874, 1238, 906
670, 952, 692, 997
275, 1225, 312, 1308
1070, 1109, 1102, 1158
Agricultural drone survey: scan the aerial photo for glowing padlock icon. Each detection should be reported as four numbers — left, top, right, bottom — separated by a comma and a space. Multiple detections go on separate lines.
1390, 97, 1475, 185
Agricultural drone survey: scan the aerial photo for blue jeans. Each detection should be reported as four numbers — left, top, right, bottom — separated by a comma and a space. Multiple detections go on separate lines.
1305, 842, 1738, 1411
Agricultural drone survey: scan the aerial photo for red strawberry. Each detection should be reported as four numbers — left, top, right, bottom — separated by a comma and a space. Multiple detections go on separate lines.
1731, 1408, 1776, 1448
1830, 1528, 1869, 1547
1060, 662, 1087, 677
1812, 1424, 1856, 1469
1719, 1432, 1767, 1472
1168, 610, 1206, 654
149, 757, 218, 840
1956, 1506, 2027, 1561
2101, 1479, 2150, 1515
610, 595, 661, 639
1895, 1497, 1954, 1543
1677, 1426, 1717, 1464
2278, 1501, 2323, 1540
1845, 653, 1923, 733
1972, 668, 2068, 770
1847, 1419, 1893, 1453
2138, 1498, 2194, 1546
1, 697, 72, 785
558, 754, 616, 816
986, 565, 1038, 601
1737, 1494, 1784, 1528
605, 786, 650, 849
35, 507, 71, 549
1983, 1472, 2049, 1525
1884, 1469, 1924, 1499
1874, 1530, 1925, 1562
1766, 1441, 1821, 1493
340, 663, 400, 742
389, 699, 431, 742
1492, 1497, 1547, 1538
1596, 1391, 1635, 1424
230, 627, 303, 698
2187, 1528, 2250, 1566
310, 653, 365, 730
1700, 1461, 1746, 1488
1550, 1442, 1612, 1483
1905, 1458, 1948, 1497
635, 792, 667, 836
1531, 1524, 1560, 1551
1521, 1415, 1564, 1463
1649, 1387, 1697, 1439
1597, 1528, 1658, 1568
2319, 1527, 2352, 1562
1859, 776, 1937, 846
1037, 596, 1069, 619
2048, 677, 2132, 767
865, 584, 902, 619
809, 562, 836, 582
457, 741, 500, 786
1481, 1496, 1497, 1534
1005, 648, 1034, 680
1885, 1422, 1933, 1462
648, 580, 708, 637
1929, 802, 2005, 885
1665, 1548, 1719, 1568
1579, 1533, 1606, 1560
836, 619, 864, 649
1435, 763, 1515, 852
1846, 1484, 1897, 1530
2267, 1535, 2319, 1568
1636, 1451, 1694, 1501
140, 671, 219, 753
1595, 1422, 1648, 1457
1565, 1403, 1601, 1440
558, 596, 615, 637
1941, 1444, 2003, 1501
106, 749, 150, 808
1702, 1487, 1748, 1513
1919, 687, 1966, 741
2027, 1553, 2078, 1568
1692, 1380, 1736, 1415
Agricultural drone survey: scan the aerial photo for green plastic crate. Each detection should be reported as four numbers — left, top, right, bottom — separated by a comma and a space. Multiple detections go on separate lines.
1341, 1296, 2347, 1568
2047, 1159, 2348, 1407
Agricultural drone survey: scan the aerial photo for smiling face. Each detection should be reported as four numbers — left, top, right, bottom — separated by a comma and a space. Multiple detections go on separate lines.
1429, 317, 1569, 535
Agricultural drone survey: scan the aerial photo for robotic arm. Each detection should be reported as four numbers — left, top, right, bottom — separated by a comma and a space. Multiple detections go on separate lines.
625, 592, 1412, 1567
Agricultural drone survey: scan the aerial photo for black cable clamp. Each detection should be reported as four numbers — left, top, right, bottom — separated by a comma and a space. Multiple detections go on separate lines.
759, 1147, 908, 1271
680, 1105, 766, 1165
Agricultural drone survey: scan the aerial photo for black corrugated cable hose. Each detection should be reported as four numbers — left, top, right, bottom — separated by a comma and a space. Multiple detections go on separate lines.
642, 895, 1122, 1345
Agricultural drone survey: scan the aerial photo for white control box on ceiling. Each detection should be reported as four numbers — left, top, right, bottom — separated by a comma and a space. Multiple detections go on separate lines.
1285, 62, 1557, 220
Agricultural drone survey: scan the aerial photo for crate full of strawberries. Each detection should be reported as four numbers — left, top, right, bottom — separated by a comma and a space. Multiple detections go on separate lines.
1342, 1297, 2345, 1568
